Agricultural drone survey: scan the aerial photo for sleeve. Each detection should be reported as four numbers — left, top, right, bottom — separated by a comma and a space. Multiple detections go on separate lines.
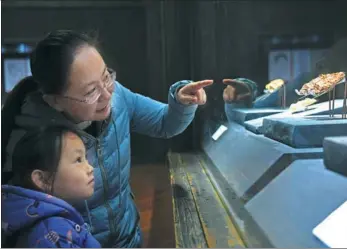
26, 217, 101, 248
223, 78, 259, 122
119, 80, 198, 138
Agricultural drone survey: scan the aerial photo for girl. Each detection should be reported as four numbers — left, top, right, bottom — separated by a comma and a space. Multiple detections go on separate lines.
2, 126, 101, 248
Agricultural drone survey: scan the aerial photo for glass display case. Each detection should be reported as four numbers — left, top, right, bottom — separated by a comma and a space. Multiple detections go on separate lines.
198, 35, 347, 247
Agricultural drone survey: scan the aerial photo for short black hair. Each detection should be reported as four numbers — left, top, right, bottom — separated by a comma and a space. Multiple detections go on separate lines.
12, 126, 83, 194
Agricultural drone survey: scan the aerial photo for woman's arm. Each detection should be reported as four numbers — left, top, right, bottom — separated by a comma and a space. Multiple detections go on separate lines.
118, 81, 198, 139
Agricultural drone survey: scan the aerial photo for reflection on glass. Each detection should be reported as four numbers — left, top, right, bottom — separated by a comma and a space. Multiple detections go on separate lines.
224, 38, 347, 124
2, 44, 33, 54
16, 43, 33, 54
3, 58, 32, 92
268, 49, 327, 82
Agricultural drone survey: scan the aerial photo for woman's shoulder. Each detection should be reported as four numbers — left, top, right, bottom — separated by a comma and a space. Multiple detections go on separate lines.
25, 216, 100, 248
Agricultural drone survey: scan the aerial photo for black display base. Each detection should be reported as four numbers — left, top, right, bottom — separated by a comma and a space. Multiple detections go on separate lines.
323, 136, 347, 177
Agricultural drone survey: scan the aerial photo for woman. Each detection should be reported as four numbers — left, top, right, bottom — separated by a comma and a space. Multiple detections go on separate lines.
2, 126, 100, 248
2, 30, 213, 247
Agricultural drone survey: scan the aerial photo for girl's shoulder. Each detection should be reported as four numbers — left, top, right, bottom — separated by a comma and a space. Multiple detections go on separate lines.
22, 216, 100, 248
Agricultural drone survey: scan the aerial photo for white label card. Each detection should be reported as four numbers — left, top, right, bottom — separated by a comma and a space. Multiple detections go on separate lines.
212, 125, 228, 141
313, 200, 347, 248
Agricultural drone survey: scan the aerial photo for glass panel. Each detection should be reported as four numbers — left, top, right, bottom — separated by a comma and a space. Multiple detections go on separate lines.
3, 58, 31, 92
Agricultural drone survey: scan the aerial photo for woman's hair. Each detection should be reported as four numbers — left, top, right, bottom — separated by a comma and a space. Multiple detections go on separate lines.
1, 30, 98, 167
12, 126, 81, 193
30, 30, 98, 94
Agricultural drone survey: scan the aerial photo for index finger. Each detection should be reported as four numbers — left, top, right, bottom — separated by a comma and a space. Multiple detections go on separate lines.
223, 79, 243, 85
223, 79, 233, 84
186, 80, 214, 91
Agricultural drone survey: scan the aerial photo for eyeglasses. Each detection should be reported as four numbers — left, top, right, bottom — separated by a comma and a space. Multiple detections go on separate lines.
59, 68, 116, 104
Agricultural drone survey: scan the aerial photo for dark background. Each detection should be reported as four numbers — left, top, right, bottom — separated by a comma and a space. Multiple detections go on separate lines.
2, 0, 347, 163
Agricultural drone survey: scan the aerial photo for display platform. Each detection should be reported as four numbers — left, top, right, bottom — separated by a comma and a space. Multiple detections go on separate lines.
228, 108, 284, 125
245, 159, 347, 248
323, 136, 347, 176
177, 106, 347, 247
262, 115, 347, 148
202, 122, 322, 200
199, 120, 347, 247
244, 100, 346, 134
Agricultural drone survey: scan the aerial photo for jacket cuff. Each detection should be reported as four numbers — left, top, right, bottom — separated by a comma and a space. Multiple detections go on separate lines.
168, 80, 198, 114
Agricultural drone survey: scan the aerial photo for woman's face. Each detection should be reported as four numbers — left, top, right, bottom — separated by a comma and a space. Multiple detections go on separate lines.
52, 132, 95, 202
55, 46, 114, 122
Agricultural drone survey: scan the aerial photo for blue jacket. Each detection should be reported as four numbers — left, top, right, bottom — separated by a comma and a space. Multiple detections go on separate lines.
2, 185, 101, 248
4, 80, 197, 247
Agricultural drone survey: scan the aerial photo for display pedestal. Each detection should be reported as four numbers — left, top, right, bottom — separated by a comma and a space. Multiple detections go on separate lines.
199, 121, 347, 247
244, 100, 346, 134
229, 108, 284, 125
202, 122, 322, 199
246, 159, 347, 248
324, 136, 347, 176
263, 116, 347, 148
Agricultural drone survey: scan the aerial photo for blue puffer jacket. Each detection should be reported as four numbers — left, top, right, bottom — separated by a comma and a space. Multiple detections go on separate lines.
4, 80, 197, 247
2, 185, 101, 248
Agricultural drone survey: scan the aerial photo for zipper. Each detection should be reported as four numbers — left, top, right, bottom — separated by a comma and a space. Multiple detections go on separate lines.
96, 139, 117, 240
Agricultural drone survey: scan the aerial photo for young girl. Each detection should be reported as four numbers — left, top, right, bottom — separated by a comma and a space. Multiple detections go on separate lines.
2, 126, 100, 248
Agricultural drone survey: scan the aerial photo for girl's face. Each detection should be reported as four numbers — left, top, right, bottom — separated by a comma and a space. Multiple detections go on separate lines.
51, 132, 95, 202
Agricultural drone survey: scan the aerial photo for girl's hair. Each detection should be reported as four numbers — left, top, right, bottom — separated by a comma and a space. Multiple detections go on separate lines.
11, 126, 81, 193
1, 30, 98, 167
